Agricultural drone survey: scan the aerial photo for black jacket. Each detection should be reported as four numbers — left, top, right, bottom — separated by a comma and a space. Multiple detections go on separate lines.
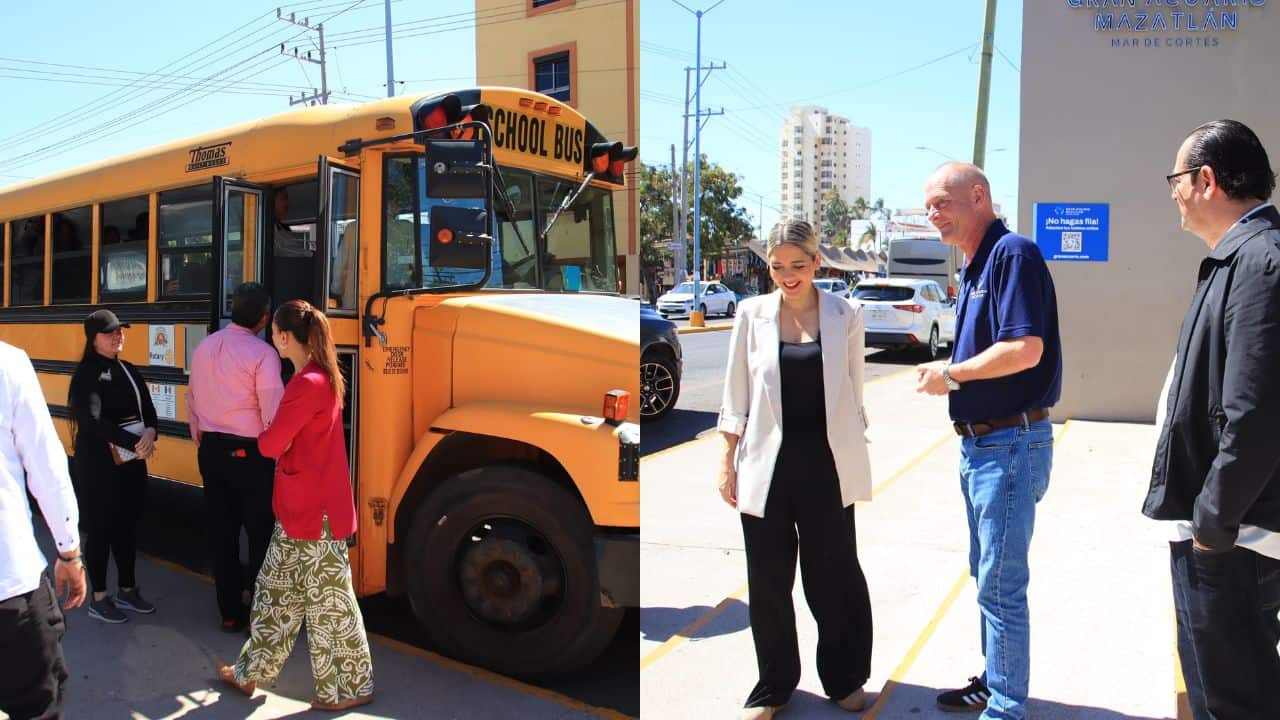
68, 353, 158, 460
1144, 205, 1280, 551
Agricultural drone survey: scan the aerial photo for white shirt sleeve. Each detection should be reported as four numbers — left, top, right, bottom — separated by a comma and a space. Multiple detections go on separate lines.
10, 348, 79, 554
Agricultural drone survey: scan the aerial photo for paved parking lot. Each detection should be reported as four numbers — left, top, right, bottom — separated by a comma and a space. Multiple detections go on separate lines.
640, 369, 1183, 719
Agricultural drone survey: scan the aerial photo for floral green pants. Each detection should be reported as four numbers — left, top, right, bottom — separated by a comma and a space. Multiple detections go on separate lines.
233, 520, 374, 705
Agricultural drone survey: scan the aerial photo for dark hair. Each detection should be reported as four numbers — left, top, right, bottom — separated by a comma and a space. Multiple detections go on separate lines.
1185, 120, 1276, 202
274, 299, 345, 405
230, 282, 271, 329
66, 339, 100, 441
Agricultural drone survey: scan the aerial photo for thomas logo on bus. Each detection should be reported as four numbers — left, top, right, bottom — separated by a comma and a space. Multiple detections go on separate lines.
491, 108, 584, 165
186, 142, 231, 173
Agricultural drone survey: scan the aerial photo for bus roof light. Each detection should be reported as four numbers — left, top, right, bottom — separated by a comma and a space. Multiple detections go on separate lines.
375, 116, 396, 131
437, 228, 454, 245
608, 144, 638, 179
603, 390, 630, 425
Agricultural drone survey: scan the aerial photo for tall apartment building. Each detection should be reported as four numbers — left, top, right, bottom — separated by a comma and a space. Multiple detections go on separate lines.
474, 0, 640, 295
778, 106, 871, 230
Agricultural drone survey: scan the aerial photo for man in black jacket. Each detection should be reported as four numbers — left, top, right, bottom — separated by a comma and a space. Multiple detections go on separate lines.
1145, 119, 1280, 720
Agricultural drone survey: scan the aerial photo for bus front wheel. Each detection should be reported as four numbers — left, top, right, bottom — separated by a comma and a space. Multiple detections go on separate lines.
404, 464, 624, 677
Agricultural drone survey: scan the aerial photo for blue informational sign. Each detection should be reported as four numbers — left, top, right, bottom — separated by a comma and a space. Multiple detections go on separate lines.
1034, 203, 1109, 262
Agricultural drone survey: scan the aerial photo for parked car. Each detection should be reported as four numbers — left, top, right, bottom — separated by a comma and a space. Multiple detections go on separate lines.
641, 304, 683, 421
853, 278, 957, 360
814, 278, 852, 299
655, 281, 737, 318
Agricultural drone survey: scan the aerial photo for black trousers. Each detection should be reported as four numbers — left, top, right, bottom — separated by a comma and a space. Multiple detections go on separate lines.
76, 450, 148, 594
740, 445, 873, 707
0, 575, 68, 720
1171, 540, 1280, 720
198, 432, 275, 623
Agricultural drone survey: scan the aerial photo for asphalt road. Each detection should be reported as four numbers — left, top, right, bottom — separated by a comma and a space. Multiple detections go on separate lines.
641, 328, 950, 456
132, 479, 639, 718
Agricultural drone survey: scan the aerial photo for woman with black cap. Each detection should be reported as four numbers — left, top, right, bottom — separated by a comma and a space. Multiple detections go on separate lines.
68, 309, 159, 623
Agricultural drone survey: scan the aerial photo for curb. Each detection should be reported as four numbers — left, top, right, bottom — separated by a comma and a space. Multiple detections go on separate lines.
676, 324, 734, 335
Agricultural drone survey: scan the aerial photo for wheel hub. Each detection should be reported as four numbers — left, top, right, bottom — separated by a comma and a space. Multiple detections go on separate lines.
456, 523, 562, 627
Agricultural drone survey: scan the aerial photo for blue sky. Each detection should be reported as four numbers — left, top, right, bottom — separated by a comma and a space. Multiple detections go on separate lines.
639, 0, 1025, 234
0, 0, 479, 183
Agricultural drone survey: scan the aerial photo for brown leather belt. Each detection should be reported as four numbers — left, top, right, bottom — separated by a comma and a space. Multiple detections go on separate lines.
953, 408, 1050, 438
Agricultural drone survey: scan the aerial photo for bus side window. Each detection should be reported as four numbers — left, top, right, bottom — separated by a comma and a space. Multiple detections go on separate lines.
51, 208, 91, 305
158, 184, 214, 299
10, 215, 46, 306
100, 195, 150, 302
327, 172, 359, 313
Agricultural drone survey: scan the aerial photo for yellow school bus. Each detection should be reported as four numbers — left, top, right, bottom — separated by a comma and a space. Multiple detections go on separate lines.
0, 88, 639, 676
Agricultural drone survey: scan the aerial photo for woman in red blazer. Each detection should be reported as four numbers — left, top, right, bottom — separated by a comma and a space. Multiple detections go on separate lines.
218, 299, 373, 712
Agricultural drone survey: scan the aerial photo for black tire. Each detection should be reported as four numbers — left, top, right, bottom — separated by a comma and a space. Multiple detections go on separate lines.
923, 325, 940, 361
698, 303, 707, 316
404, 465, 624, 677
641, 350, 680, 421
725, 302, 736, 318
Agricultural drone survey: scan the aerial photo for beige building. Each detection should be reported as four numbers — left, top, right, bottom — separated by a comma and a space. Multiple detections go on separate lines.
474, 0, 640, 295
778, 106, 871, 228
1021, 2, 1279, 421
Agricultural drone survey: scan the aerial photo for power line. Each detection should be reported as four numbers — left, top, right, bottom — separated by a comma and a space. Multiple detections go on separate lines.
994, 44, 1020, 73
0, 57, 308, 91
328, 0, 629, 50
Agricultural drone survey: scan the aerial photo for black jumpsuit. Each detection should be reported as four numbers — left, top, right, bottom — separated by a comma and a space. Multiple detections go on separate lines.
69, 354, 157, 595
741, 337, 873, 708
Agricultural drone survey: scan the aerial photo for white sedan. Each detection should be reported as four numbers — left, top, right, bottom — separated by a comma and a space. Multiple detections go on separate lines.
814, 278, 852, 299
655, 281, 737, 318
853, 278, 957, 360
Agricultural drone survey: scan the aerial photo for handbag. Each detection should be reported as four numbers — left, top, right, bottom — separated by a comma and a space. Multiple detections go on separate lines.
109, 362, 148, 465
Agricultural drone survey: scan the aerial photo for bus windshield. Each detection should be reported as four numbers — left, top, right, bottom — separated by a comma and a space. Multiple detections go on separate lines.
382, 156, 619, 294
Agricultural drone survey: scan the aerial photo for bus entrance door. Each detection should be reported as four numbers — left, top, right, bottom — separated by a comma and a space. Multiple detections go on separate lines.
210, 178, 269, 332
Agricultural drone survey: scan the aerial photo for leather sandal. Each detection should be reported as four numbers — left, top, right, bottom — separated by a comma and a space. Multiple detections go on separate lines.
215, 659, 255, 697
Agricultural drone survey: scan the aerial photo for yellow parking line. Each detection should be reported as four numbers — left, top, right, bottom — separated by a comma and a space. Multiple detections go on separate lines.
868, 431, 954, 499
139, 554, 630, 719
639, 582, 750, 671
863, 570, 971, 720
865, 419, 1075, 717
642, 424, 958, 672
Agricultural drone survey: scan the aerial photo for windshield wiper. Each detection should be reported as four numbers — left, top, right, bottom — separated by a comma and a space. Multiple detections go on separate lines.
538, 171, 596, 243
491, 165, 531, 255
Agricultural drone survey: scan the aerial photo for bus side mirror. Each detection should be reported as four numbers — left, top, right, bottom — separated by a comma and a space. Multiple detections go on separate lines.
428, 205, 491, 270
423, 138, 489, 199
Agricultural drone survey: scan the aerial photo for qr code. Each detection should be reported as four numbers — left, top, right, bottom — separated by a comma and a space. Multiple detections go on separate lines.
1061, 232, 1082, 253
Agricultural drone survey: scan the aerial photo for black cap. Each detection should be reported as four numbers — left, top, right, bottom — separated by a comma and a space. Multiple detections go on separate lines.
84, 309, 130, 338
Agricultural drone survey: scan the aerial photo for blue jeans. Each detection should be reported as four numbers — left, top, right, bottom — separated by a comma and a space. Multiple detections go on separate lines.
959, 420, 1053, 720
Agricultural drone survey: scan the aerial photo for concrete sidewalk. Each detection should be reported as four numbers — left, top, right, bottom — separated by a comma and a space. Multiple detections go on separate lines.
8, 538, 627, 719
640, 368, 1177, 719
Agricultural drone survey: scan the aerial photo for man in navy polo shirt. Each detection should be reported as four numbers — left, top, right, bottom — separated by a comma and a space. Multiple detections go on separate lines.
915, 162, 1062, 720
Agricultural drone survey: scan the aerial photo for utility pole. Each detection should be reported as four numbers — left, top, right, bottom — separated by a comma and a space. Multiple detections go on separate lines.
670, 144, 686, 287
278, 9, 330, 106
675, 0, 726, 326
384, 0, 396, 97
972, 0, 998, 169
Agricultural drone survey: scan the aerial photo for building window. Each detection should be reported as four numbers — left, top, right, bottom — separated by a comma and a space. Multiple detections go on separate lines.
534, 52, 571, 101
530, 43, 576, 103
527, 0, 575, 16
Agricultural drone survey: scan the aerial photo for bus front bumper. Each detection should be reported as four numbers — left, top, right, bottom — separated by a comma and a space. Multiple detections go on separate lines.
595, 532, 639, 608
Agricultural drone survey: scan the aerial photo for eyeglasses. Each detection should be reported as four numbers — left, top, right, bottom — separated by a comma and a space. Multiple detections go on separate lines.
1166, 166, 1203, 190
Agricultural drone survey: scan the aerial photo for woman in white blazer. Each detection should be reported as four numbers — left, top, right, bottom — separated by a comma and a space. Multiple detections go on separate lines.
718, 221, 874, 719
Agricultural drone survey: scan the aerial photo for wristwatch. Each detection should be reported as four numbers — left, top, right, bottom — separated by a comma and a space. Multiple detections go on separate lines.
941, 365, 962, 392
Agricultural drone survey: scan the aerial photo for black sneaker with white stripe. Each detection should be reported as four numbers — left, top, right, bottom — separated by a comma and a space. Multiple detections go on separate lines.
936, 676, 990, 713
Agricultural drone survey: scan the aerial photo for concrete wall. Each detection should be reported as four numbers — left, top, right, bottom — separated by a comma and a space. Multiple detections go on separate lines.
1020, 1, 1279, 421
475, 0, 640, 296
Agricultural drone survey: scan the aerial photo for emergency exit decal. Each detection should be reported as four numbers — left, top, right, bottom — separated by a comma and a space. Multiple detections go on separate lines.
1034, 203, 1109, 262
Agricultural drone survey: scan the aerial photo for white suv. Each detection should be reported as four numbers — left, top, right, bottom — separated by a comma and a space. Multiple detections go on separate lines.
656, 281, 737, 318
853, 278, 956, 360
814, 278, 852, 299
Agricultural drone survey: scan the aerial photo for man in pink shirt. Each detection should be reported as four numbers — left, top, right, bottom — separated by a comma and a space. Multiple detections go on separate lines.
188, 282, 284, 633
